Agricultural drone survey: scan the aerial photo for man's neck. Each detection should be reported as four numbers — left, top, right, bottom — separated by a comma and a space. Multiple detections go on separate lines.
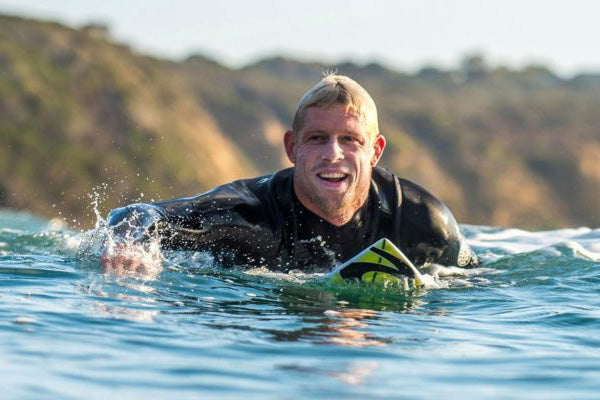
294, 191, 368, 227
314, 208, 356, 227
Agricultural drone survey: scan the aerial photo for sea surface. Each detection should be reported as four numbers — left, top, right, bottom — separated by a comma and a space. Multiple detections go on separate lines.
1, 208, 600, 399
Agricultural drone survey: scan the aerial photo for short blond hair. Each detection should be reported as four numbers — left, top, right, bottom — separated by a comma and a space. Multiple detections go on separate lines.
292, 74, 379, 139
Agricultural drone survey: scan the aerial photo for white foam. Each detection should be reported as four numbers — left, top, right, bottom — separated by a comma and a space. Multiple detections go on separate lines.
244, 266, 321, 283
417, 273, 441, 289
558, 240, 600, 261
467, 225, 595, 256
13, 316, 36, 325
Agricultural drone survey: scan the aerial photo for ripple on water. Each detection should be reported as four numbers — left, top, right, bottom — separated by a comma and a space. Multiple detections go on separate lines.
2, 211, 600, 398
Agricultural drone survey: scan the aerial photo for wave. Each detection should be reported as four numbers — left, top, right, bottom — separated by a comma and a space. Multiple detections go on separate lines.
2, 209, 599, 294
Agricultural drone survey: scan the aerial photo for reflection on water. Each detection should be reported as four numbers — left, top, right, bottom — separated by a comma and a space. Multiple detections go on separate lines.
323, 308, 385, 347
332, 361, 381, 385
83, 275, 159, 323
195, 284, 424, 348
91, 303, 159, 323
279, 359, 381, 386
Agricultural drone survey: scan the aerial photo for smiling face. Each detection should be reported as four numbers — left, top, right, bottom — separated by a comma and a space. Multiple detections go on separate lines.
284, 104, 386, 226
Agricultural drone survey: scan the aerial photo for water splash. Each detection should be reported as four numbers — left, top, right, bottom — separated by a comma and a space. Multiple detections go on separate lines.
75, 187, 164, 280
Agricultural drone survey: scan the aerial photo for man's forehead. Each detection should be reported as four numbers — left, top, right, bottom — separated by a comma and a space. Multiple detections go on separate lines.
301, 105, 363, 130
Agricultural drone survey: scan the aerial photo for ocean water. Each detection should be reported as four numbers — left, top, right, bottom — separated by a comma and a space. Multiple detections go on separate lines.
1, 208, 600, 399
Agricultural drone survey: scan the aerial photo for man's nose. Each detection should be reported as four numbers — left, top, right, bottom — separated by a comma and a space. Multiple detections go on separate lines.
322, 139, 344, 161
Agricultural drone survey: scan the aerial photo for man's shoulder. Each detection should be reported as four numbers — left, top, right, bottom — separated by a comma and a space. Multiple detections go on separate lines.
373, 166, 457, 238
237, 168, 293, 193
375, 168, 478, 267
223, 168, 293, 207
166, 168, 293, 208
372, 167, 447, 214
399, 178, 448, 214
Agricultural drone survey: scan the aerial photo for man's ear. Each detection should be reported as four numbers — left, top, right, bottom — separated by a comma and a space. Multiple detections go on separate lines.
371, 134, 386, 167
284, 130, 297, 164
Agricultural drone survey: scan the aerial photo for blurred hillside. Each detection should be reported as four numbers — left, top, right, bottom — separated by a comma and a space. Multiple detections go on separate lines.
1, 14, 599, 229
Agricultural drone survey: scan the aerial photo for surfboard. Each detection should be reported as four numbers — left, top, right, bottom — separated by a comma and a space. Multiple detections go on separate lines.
327, 238, 425, 289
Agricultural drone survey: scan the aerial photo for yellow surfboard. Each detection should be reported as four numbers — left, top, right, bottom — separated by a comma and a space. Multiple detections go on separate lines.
327, 238, 424, 288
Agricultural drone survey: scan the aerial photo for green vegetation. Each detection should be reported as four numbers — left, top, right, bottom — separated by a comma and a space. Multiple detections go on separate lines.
1, 14, 599, 229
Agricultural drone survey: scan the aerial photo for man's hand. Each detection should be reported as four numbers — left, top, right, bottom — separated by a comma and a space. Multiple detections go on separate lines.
101, 243, 161, 278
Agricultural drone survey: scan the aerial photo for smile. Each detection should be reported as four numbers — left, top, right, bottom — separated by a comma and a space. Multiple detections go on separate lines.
317, 172, 349, 182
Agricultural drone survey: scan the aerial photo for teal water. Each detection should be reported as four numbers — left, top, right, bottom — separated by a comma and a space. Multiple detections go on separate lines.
1, 209, 600, 399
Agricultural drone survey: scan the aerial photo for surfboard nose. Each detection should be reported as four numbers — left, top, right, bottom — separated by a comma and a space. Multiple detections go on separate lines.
327, 238, 425, 288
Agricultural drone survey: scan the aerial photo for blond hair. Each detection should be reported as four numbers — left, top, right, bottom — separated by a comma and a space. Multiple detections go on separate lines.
292, 74, 379, 139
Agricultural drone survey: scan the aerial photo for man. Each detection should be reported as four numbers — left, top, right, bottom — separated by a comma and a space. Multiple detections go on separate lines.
103, 74, 478, 275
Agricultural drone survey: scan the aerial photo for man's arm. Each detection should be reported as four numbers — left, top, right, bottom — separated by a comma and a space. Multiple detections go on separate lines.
398, 178, 479, 268
422, 206, 479, 268
101, 179, 277, 275
105, 203, 168, 242
436, 218, 480, 268
101, 203, 170, 276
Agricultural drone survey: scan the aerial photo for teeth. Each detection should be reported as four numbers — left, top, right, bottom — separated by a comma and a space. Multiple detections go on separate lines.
318, 173, 347, 179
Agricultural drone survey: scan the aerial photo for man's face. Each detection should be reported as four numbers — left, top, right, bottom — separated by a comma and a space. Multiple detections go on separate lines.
284, 104, 385, 225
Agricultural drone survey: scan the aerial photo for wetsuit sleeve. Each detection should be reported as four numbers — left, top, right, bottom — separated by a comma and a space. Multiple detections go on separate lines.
399, 179, 479, 268
434, 215, 480, 268
106, 202, 168, 243
105, 180, 278, 261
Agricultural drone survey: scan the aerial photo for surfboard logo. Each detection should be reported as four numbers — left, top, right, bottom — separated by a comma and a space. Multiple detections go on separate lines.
328, 238, 424, 288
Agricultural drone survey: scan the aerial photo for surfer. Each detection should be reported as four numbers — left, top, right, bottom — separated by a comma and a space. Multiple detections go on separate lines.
102, 74, 478, 275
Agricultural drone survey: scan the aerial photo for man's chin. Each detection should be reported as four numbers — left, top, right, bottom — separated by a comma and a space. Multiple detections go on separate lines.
313, 195, 348, 214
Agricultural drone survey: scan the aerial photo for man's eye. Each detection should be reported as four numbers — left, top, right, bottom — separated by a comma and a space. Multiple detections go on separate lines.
308, 135, 326, 143
342, 136, 357, 142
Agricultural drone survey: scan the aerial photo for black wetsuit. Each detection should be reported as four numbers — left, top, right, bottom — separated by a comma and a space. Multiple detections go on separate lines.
107, 167, 478, 271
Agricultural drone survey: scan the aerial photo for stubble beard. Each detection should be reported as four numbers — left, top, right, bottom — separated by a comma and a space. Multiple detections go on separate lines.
294, 167, 372, 225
